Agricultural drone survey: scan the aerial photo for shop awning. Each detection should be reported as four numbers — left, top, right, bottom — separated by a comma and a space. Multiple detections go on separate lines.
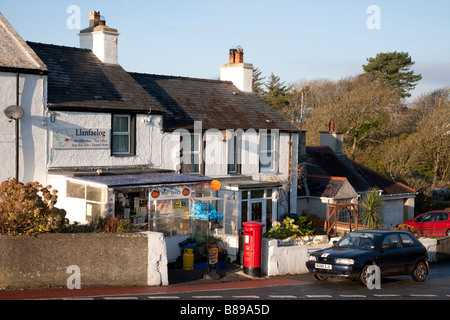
221, 179, 283, 190
72, 173, 212, 187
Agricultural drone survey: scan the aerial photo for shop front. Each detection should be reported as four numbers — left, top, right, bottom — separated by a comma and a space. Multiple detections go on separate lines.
49, 173, 212, 231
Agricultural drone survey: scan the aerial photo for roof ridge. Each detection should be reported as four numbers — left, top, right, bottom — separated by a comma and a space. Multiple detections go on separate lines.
129, 71, 230, 84
26, 41, 91, 52
306, 174, 347, 181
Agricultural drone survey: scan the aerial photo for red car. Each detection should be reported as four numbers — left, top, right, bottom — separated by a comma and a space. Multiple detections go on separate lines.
403, 211, 450, 237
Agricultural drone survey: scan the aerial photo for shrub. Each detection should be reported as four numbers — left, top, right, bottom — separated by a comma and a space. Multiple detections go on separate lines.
0, 179, 68, 236
264, 214, 315, 239
394, 223, 420, 238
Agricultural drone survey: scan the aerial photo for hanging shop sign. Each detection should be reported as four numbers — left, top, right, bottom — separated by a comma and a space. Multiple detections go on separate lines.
150, 186, 191, 200
210, 180, 222, 191
52, 127, 110, 150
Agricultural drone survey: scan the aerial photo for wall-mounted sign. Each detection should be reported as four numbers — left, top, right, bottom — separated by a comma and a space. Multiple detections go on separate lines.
52, 128, 110, 150
210, 180, 222, 191
150, 186, 191, 200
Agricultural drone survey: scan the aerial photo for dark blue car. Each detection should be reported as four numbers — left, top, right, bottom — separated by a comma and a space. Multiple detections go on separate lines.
306, 230, 428, 285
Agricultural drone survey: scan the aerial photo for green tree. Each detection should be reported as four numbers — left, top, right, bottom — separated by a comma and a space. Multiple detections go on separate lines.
363, 51, 422, 98
252, 67, 266, 97
262, 73, 291, 111
360, 188, 384, 229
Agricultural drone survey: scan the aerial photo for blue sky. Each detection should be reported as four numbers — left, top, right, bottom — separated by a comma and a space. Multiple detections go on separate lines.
2, 0, 449, 100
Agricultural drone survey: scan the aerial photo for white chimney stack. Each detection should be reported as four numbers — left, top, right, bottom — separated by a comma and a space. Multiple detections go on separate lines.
79, 11, 119, 64
220, 48, 253, 92
320, 122, 344, 154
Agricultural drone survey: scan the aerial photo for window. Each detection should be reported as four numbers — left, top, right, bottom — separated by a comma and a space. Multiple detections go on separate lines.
181, 133, 201, 174
260, 132, 276, 172
149, 199, 190, 237
381, 234, 401, 250
400, 233, 419, 248
112, 115, 135, 155
415, 212, 434, 222
66, 180, 107, 222
227, 133, 241, 174
241, 189, 274, 232
435, 212, 449, 221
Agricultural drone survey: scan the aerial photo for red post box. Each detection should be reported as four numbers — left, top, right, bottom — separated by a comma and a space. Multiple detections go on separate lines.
242, 221, 265, 277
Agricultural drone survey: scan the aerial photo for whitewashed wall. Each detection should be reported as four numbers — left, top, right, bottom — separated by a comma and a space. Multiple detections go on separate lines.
0, 72, 47, 184
47, 112, 161, 170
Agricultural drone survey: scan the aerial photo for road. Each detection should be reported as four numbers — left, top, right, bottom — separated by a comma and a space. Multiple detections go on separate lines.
6, 261, 449, 318
57, 261, 450, 301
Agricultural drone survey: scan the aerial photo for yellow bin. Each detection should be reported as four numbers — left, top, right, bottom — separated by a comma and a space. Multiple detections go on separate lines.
183, 248, 194, 270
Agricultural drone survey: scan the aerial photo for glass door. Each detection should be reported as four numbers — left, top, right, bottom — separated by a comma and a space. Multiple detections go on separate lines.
249, 200, 266, 231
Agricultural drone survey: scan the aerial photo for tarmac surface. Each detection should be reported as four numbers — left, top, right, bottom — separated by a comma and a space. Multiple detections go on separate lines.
0, 264, 306, 300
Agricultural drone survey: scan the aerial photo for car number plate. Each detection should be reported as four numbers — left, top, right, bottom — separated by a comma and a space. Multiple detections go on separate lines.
315, 263, 332, 270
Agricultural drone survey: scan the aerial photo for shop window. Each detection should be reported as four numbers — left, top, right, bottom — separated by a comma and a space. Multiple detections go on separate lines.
149, 199, 190, 237
86, 203, 106, 221
86, 185, 106, 203
114, 191, 148, 225
66, 180, 107, 222
66, 181, 85, 199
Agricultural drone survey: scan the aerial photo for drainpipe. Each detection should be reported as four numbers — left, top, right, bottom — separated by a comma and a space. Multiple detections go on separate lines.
15, 71, 20, 181
288, 132, 292, 215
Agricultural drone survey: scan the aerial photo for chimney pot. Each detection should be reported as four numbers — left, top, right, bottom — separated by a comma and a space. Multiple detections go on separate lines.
89, 11, 101, 27
329, 121, 335, 132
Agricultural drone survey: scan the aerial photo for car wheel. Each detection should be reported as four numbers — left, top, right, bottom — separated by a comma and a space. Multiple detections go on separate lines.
314, 273, 329, 281
446, 229, 450, 237
359, 264, 376, 286
411, 261, 428, 282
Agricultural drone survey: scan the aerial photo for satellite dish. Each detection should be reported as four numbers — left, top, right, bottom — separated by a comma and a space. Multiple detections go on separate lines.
4, 105, 24, 120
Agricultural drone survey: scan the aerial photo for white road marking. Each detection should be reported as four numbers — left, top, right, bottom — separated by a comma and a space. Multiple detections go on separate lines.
306, 295, 333, 298
103, 296, 139, 300
268, 295, 298, 299
340, 295, 366, 298
147, 296, 181, 299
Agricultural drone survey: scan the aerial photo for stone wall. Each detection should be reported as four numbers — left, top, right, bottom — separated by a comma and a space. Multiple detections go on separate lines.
0, 231, 168, 289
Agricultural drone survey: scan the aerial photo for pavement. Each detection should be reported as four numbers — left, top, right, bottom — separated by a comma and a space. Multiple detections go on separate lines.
0, 264, 307, 300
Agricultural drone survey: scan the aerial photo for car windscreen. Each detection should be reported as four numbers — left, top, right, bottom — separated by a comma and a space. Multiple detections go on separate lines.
336, 232, 383, 250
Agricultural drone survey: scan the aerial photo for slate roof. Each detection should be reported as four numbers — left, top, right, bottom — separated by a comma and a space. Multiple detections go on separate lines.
299, 175, 348, 198
27, 42, 164, 114
130, 73, 299, 132
300, 146, 416, 196
0, 13, 47, 73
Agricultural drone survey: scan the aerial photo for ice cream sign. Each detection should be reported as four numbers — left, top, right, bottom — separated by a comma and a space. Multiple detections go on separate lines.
52, 128, 110, 149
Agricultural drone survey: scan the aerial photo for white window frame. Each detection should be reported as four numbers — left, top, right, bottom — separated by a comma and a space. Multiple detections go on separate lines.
259, 132, 277, 172
227, 133, 240, 174
181, 133, 201, 174
112, 115, 131, 155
